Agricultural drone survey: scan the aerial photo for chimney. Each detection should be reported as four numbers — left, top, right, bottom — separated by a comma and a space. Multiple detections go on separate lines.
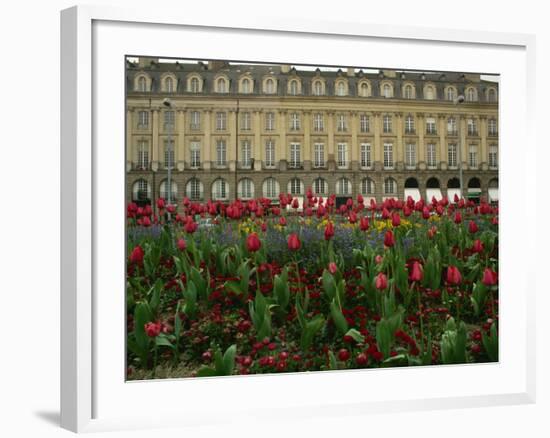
281, 64, 291, 73
346, 67, 355, 77
208, 60, 228, 71
138, 57, 158, 68
382, 70, 397, 78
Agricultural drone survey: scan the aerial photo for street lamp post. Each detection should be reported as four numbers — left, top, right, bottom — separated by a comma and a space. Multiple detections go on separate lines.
163, 98, 173, 220
454, 95, 465, 199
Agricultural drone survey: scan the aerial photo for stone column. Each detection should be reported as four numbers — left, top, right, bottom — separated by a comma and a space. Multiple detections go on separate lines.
177, 109, 185, 171
229, 109, 237, 171
327, 111, 335, 164
126, 107, 133, 172
438, 114, 447, 170
303, 110, 311, 170
203, 109, 212, 170
151, 108, 159, 172
417, 112, 425, 168
373, 112, 381, 167
278, 110, 287, 164
395, 112, 403, 167
254, 109, 262, 170
350, 111, 358, 170
480, 115, 488, 170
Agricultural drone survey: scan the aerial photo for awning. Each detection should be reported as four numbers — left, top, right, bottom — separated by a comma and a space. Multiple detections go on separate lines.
404, 188, 421, 202
426, 188, 443, 201
488, 188, 499, 202
447, 188, 461, 202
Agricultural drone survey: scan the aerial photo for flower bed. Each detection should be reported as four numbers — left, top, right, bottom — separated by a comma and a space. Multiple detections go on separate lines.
126, 192, 498, 380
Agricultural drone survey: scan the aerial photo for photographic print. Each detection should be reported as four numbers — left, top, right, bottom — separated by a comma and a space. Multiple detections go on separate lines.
125, 57, 499, 380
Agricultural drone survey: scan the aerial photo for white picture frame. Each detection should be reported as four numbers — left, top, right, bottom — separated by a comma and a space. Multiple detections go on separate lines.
60, 4, 537, 433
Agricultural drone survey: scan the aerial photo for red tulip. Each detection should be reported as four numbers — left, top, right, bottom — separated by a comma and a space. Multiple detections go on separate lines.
328, 262, 338, 275
375, 255, 383, 265
291, 198, 299, 209
144, 321, 162, 337
141, 216, 152, 227
391, 213, 401, 227
384, 230, 395, 248
360, 216, 370, 231
279, 216, 287, 226
130, 245, 144, 265
454, 211, 462, 224
409, 261, 423, 282
157, 198, 165, 209
184, 218, 197, 234
287, 233, 301, 251
349, 211, 358, 224
446, 266, 462, 285
422, 206, 431, 220
324, 222, 335, 241
356, 353, 368, 366
482, 268, 498, 286
261, 222, 267, 232
468, 220, 479, 234
357, 194, 364, 204
177, 238, 186, 251
427, 226, 437, 239
375, 272, 388, 290
246, 232, 262, 252
338, 348, 351, 361
382, 207, 390, 219
472, 239, 484, 253
453, 194, 460, 203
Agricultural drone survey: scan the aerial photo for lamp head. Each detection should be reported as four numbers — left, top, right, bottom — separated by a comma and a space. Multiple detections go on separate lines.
162, 98, 172, 107
455, 95, 465, 104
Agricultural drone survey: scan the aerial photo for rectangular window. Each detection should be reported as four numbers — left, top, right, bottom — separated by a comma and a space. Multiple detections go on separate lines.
469, 144, 478, 168
383, 115, 392, 133
265, 140, 275, 168
337, 143, 348, 168
138, 111, 149, 128
405, 116, 415, 134
216, 140, 227, 167
265, 112, 275, 131
360, 143, 372, 168
383, 143, 394, 169
241, 140, 252, 168
426, 117, 437, 134
164, 110, 175, 130
488, 119, 498, 136
489, 145, 498, 168
290, 143, 301, 168
313, 113, 324, 131
468, 118, 478, 136
360, 114, 370, 133
314, 143, 325, 168
164, 139, 175, 169
216, 112, 227, 131
136, 140, 149, 169
427, 143, 437, 168
405, 143, 416, 168
290, 113, 301, 131
447, 117, 457, 135
448, 143, 457, 167
190, 141, 201, 168
337, 114, 347, 132
241, 112, 251, 131
190, 111, 200, 130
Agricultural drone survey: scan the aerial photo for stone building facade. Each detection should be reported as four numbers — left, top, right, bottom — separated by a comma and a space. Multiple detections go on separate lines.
126, 58, 499, 206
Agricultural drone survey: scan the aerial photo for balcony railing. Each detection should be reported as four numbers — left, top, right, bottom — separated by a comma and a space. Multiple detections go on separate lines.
447, 130, 458, 136
289, 161, 303, 169
467, 130, 479, 136
238, 161, 252, 169
426, 128, 437, 135
488, 131, 498, 137
132, 162, 151, 171
404, 128, 416, 134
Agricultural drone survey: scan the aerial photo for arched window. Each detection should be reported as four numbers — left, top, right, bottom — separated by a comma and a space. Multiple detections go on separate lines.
384, 177, 397, 195
137, 76, 147, 92
190, 77, 200, 93
165, 77, 174, 93
159, 180, 178, 202
289, 80, 299, 95
212, 178, 229, 201
425, 86, 434, 100
313, 80, 323, 96
265, 78, 275, 94
488, 88, 497, 102
186, 178, 204, 201
446, 87, 456, 101
242, 78, 251, 94
383, 83, 392, 98
132, 179, 151, 201
336, 81, 346, 96
313, 177, 327, 195
336, 178, 351, 195
288, 178, 304, 195
404, 84, 413, 99
216, 78, 227, 93
262, 178, 280, 199
361, 178, 375, 195
488, 178, 499, 203
466, 87, 477, 102
238, 178, 254, 200
359, 82, 370, 97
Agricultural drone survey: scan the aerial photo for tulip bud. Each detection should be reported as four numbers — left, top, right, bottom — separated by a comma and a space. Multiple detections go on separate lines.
468, 220, 479, 234
177, 238, 186, 251
246, 232, 262, 252
384, 230, 395, 247
446, 265, 462, 285
287, 233, 301, 251
482, 268, 498, 286
375, 272, 388, 290
328, 262, 338, 275
129, 245, 144, 264
409, 261, 423, 282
